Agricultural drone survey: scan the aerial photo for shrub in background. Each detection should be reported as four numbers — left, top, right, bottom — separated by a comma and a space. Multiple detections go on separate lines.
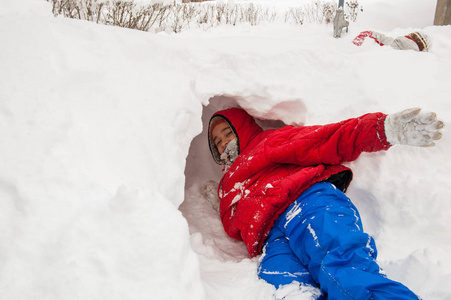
48, 0, 361, 33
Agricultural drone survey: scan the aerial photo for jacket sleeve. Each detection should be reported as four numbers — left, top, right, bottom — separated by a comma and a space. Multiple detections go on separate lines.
372, 32, 397, 47
263, 112, 391, 166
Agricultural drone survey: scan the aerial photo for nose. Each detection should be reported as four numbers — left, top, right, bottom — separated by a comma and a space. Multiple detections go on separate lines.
221, 143, 227, 152
219, 141, 229, 154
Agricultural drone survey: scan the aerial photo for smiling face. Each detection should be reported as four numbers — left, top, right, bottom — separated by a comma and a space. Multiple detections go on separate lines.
211, 122, 235, 155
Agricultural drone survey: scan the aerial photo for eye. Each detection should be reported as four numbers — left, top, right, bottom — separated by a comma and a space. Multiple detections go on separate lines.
216, 140, 221, 147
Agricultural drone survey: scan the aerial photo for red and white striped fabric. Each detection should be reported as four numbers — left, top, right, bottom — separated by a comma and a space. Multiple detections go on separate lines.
352, 30, 384, 46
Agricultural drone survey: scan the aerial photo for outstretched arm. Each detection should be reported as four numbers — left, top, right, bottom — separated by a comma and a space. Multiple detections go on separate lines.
353, 31, 429, 52
263, 109, 443, 167
264, 112, 389, 166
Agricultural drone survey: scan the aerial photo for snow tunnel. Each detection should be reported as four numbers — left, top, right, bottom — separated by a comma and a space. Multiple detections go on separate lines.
180, 95, 248, 262
179, 94, 295, 263
178, 94, 312, 297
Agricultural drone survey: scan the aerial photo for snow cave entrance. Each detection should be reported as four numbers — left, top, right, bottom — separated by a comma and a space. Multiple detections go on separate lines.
179, 95, 249, 260
179, 95, 288, 261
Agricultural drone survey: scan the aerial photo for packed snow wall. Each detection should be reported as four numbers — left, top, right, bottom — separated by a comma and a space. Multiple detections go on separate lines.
0, 1, 206, 299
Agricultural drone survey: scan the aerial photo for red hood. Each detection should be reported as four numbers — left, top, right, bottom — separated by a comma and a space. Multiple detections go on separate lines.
208, 108, 264, 164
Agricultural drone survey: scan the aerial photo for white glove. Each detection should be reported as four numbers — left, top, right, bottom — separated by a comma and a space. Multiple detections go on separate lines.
384, 108, 444, 147
202, 180, 220, 212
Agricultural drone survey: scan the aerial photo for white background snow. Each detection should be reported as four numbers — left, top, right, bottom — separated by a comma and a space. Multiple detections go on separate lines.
1, 0, 450, 299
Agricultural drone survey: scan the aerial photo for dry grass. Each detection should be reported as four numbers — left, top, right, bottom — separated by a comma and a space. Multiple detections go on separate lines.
48, 0, 361, 33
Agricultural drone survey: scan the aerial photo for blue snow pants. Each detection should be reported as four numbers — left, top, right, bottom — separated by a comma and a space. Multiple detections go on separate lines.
258, 182, 420, 300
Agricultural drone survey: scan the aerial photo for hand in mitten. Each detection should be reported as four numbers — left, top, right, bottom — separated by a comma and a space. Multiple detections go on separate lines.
353, 31, 374, 46
384, 108, 444, 147
353, 31, 390, 47
202, 180, 220, 212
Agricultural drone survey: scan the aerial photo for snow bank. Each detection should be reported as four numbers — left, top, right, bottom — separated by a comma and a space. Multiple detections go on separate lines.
1, 0, 450, 299
0, 0, 204, 299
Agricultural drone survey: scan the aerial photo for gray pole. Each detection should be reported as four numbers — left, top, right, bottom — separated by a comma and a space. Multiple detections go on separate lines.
434, 0, 451, 25
338, 0, 345, 8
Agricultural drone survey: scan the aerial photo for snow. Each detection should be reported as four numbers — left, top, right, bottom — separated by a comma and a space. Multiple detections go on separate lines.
307, 224, 321, 248
1, 0, 450, 299
284, 201, 302, 228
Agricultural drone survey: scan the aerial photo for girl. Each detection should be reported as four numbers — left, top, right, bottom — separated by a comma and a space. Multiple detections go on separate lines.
206, 107, 443, 299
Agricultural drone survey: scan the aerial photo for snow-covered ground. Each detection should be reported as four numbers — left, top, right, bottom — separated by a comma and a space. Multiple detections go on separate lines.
1, 0, 450, 299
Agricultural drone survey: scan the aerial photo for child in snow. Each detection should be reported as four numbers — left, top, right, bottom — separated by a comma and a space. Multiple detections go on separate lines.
353, 31, 430, 52
204, 107, 443, 299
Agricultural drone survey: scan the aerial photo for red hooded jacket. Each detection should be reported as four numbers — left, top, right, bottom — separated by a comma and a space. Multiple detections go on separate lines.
208, 108, 391, 257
